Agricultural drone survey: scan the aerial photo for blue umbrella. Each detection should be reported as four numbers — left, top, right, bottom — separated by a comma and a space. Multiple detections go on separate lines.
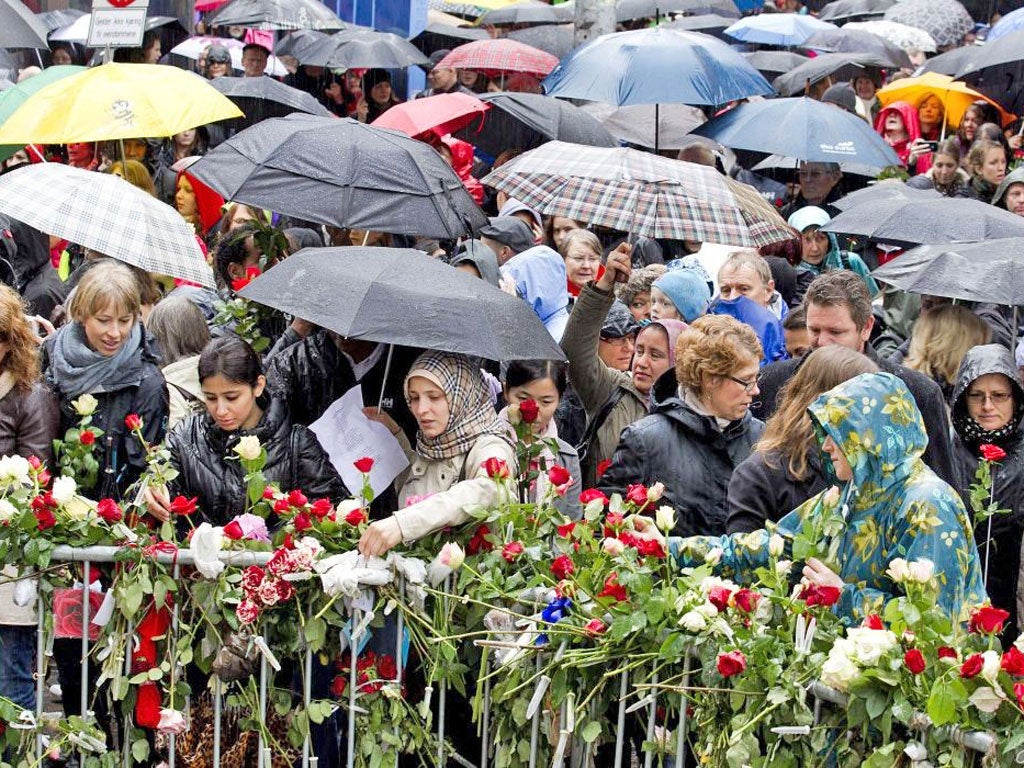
542, 27, 773, 107
988, 7, 1024, 42
724, 14, 837, 47
692, 97, 900, 167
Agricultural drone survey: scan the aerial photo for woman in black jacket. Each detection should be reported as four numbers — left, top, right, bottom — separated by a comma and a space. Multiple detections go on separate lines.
145, 335, 347, 527
726, 345, 878, 534
599, 315, 764, 538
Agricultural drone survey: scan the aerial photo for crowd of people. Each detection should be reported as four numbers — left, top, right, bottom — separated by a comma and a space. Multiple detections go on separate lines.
1, 0, 1024, 763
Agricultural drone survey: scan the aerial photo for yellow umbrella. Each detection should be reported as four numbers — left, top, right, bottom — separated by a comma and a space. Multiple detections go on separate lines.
876, 72, 1013, 131
0, 63, 244, 144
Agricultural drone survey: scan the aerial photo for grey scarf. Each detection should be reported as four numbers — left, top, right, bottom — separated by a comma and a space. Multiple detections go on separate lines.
48, 322, 146, 398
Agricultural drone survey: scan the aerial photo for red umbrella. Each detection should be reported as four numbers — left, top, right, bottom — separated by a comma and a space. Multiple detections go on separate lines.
371, 92, 490, 138
435, 39, 560, 78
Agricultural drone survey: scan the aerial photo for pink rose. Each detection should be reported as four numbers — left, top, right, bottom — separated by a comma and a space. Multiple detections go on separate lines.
236, 599, 260, 625
258, 579, 282, 606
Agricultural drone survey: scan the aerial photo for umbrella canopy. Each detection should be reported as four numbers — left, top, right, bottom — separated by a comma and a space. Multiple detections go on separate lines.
413, 19, 489, 54
0, 65, 84, 125
36, 7, 85, 31
876, 72, 1013, 129
208, 76, 333, 128
803, 28, 911, 69
0, 0, 50, 49
661, 14, 737, 37
987, 7, 1024, 42
956, 30, 1024, 115
189, 114, 487, 240
832, 180, 940, 211
817, 0, 895, 22
481, 141, 793, 247
454, 92, 616, 156
543, 27, 773, 107
821, 197, 1024, 247
208, 0, 346, 31
0, 64, 243, 145
169, 37, 289, 76
883, 0, 973, 49
300, 28, 430, 68
593, 103, 706, 149
844, 20, 936, 53
240, 247, 566, 361
871, 239, 1024, 306
371, 92, 490, 138
0, 164, 213, 287
275, 29, 329, 57
435, 39, 558, 78
479, 1, 565, 25
752, 154, 882, 179
742, 50, 809, 79
724, 14, 835, 47
615, 0, 739, 22
772, 53, 870, 97
919, 45, 976, 76
506, 25, 575, 58
693, 97, 900, 167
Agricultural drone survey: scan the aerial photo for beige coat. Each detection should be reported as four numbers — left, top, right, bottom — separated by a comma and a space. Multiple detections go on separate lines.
392, 433, 516, 543
163, 355, 203, 431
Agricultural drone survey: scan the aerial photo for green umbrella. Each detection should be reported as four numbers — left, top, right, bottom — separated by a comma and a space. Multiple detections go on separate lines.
0, 66, 86, 163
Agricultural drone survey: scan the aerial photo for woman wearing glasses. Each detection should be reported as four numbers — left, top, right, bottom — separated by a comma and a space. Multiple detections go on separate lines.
559, 229, 604, 309
599, 315, 764, 537
951, 344, 1024, 645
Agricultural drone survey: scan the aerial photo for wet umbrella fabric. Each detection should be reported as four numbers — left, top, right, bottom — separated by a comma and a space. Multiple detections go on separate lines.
693, 97, 900, 168
435, 39, 559, 78
479, 2, 565, 25
36, 7, 86, 31
817, 0, 894, 22
208, 0, 346, 30
593, 103, 706, 150
274, 29, 328, 58
615, 0, 739, 22
872, 239, 1024, 306
372, 92, 490, 138
919, 46, 976, 76
772, 53, 870, 97
956, 31, 1024, 115
454, 92, 616, 157
413, 21, 489, 54
724, 14, 836, 47
662, 14, 737, 38
506, 25, 574, 58
844, 20, 936, 53
987, 7, 1024, 42
299, 28, 430, 68
882, 0, 973, 49
0, 0, 50, 49
209, 76, 333, 127
742, 50, 809, 80
821, 198, 1024, 247
832, 180, 940, 211
803, 28, 910, 69
188, 114, 487, 239
542, 27, 773, 107
239, 247, 566, 361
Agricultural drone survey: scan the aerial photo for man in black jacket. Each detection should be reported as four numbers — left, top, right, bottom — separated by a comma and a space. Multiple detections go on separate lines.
752, 270, 956, 487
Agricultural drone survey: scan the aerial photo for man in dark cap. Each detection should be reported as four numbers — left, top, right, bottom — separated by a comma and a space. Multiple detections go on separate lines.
479, 216, 536, 265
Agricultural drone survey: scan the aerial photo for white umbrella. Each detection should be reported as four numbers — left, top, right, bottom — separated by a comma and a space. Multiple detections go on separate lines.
170, 36, 289, 76
0, 164, 214, 288
844, 20, 937, 53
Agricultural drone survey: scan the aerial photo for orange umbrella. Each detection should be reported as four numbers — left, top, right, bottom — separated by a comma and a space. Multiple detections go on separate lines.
876, 72, 1014, 130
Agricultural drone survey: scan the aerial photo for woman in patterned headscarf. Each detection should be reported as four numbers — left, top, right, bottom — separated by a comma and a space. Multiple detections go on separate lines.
359, 351, 516, 556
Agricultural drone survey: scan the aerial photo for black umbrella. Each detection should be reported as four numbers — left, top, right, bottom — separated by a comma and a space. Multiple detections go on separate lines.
454, 92, 616, 157
36, 8, 85, 32
957, 30, 1024, 116
821, 197, 1024, 246
0, 0, 49, 49
817, 0, 895, 22
803, 28, 910, 69
412, 22, 489, 55
275, 29, 329, 58
239, 247, 566, 361
595, 103, 706, 149
773, 53, 873, 97
752, 154, 881, 179
208, 76, 333, 128
189, 114, 488, 239
661, 14, 736, 38
832, 180, 940, 211
480, 2, 566, 26
872, 238, 1024, 305
919, 45, 976, 76
506, 25, 575, 58
208, 0, 346, 31
615, 0, 739, 22
742, 50, 809, 80
299, 28, 430, 68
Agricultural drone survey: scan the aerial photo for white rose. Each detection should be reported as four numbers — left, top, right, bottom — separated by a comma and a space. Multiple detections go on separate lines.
233, 435, 262, 461
647, 482, 665, 503
190, 523, 225, 579
696, 602, 719, 619
50, 476, 77, 506
335, 499, 362, 518
438, 542, 464, 570
0, 499, 17, 523
699, 576, 737, 595
0, 455, 31, 487
602, 537, 626, 556
969, 686, 1005, 714
845, 627, 897, 666
704, 548, 723, 566
768, 534, 784, 558
72, 394, 98, 417
654, 505, 675, 533
885, 558, 910, 584
776, 560, 793, 577
820, 643, 859, 692
906, 559, 934, 584
981, 650, 1001, 684
678, 610, 707, 632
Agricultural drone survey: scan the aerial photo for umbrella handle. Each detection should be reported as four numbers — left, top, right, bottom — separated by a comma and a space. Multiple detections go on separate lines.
377, 344, 395, 413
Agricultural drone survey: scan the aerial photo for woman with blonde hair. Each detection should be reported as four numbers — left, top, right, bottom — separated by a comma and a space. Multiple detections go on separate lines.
904, 304, 991, 404
109, 159, 156, 196
727, 345, 878, 533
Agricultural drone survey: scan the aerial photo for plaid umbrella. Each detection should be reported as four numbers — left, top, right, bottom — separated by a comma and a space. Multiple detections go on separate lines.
0, 165, 213, 288
481, 141, 793, 247
435, 39, 559, 78
883, 0, 973, 49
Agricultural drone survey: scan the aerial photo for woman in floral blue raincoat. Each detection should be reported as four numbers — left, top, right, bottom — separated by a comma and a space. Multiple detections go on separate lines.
674, 371, 986, 624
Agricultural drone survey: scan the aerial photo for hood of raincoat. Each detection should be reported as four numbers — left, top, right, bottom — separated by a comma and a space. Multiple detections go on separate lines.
501, 245, 570, 339
176, 167, 225, 236
950, 343, 1024, 450
874, 101, 921, 165
991, 166, 1024, 209
441, 136, 484, 205
451, 240, 500, 287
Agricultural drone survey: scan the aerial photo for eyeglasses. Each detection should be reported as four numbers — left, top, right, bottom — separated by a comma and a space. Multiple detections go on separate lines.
600, 334, 636, 347
966, 391, 1013, 405
727, 375, 758, 393
566, 254, 601, 265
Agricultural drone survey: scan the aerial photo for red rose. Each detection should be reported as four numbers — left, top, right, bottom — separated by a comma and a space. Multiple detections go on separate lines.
557, 521, 576, 538
980, 443, 1008, 462
1003, 646, 1024, 676
36, 469, 50, 487
344, 507, 368, 526
605, 512, 624, 529
596, 459, 612, 478
960, 653, 984, 679
519, 399, 539, 423
578, 489, 608, 507
969, 605, 1010, 634
34, 508, 56, 531
863, 614, 884, 630
377, 654, 398, 680
716, 650, 746, 678
903, 648, 926, 675
273, 498, 291, 514
294, 513, 312, 531
263, 486, 277, 500
584, 618, 606, 636
732, 588, 760, 613
222, 520, 244, 540
547, 465, 571, 487
467, 524, 494, 555
96, 498, 122, 524
551, 554, 574, 580
310, 498, 333, 519
169, 496, 197, 516
354, 457, 374, 473
79, 429, 96, 446
1015, 682, 1024, 713
938, 646, 958, 661
800, 585, 842, 607
135, 681, 162, 729
275, 579, 294, 602
27, 455, 41, 470
331, 675, 348, 698
502, 541, 524, 562
241, 566, 264, 594
707, 585, 732, 613
598, 572, 628, 603
625, 484, 649, 508
287, 490, 308, 508
124, 413, 142, 431
483, 457, 510, 480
